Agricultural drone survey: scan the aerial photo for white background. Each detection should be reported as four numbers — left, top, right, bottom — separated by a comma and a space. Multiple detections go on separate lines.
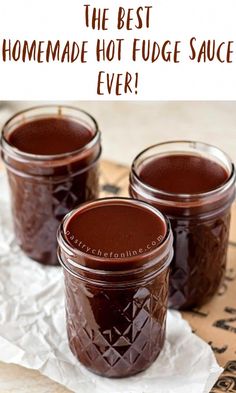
0, 0, 236, 100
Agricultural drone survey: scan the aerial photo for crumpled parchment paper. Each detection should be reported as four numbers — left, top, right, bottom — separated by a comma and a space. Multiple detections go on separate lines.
0, 173, 222, 393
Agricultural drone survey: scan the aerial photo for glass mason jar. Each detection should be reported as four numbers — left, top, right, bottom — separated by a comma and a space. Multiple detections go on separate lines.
1, 105, 101, 266
57, 198, 173, 378
129, 141, 236, 310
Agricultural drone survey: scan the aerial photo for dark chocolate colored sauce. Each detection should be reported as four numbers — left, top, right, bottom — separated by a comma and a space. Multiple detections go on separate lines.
9, 117, 93, 155
65, 203, 166, 255
139, 154, 228, 195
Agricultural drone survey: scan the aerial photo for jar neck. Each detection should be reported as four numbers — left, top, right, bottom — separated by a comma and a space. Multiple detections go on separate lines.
1, 131, 101, 178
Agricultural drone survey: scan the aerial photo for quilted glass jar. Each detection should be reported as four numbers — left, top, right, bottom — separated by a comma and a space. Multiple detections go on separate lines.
129, 141, 236, 310
1, 105, 101, 266
57, 198, 173, 378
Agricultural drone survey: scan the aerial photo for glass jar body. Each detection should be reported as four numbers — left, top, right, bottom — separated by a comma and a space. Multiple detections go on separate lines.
129, 141, 236, 310
6, 163, 99, 265
57, 197, 173, 378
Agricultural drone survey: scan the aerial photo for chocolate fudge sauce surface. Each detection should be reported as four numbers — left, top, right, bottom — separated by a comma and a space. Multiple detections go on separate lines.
138, 154, 229, 194
58, 199, 173, 377
65, 203, 166, 255
8, 116, 94, 155
130, 145, 236, 310
1, 108, 101, 266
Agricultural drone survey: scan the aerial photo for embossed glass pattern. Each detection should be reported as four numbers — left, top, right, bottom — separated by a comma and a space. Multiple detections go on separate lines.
169, 212, 231, 309
58, 198, 173, 378
1, 106, 101, 265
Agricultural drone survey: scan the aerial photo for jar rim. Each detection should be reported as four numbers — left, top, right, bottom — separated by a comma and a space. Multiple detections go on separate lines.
57, 197, 173, 268
131, 140, 236, 202
1, 105, 100, 163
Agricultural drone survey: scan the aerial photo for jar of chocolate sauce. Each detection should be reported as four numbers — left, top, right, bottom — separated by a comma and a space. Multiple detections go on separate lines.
1, 106, 101, 266
129, 141, 236, 310
57, 198, 173, 378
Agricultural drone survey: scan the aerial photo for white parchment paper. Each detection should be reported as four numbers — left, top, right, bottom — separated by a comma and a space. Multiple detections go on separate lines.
0, 173, 222, 393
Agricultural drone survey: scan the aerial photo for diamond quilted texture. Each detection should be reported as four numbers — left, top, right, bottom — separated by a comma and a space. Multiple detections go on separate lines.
169, 211, 231, 310
64, 265, 169, 378
7, 165, 99, 265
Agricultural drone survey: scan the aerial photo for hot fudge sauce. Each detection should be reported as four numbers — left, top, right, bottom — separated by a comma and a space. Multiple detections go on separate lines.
8, 117, 94, 155
58, 198, 173, 378
139, 154, 228, 194
65, 203, 166, 256
129, 142, 236, 310
1, 106, 101, 265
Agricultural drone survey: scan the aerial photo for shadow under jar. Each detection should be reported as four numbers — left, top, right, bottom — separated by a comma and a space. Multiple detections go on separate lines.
1, 106, 101, 266
129, 141, 236, 310
57, 197, 173, 378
